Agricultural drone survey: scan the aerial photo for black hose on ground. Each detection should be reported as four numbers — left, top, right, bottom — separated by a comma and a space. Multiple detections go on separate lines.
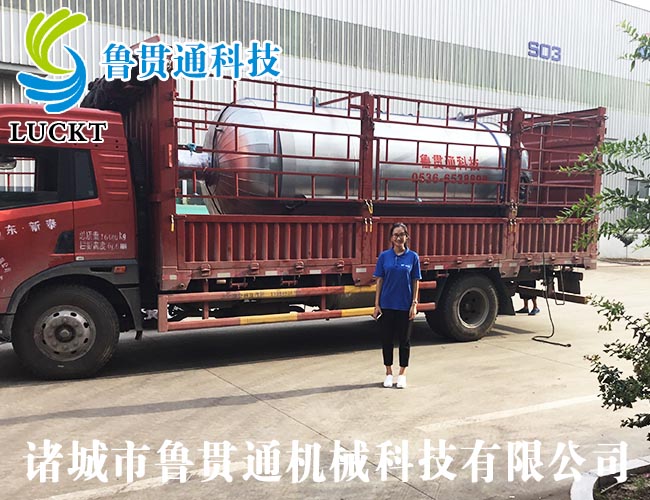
532, 219, 571, 348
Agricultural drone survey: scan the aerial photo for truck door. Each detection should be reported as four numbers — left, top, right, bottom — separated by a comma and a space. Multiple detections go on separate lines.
0, 146, 91, 310
72, 149, 136, 263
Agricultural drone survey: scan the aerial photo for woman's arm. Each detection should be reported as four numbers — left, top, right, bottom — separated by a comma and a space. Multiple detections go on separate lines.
373, 277, 383, 319
409, 279, 420, 320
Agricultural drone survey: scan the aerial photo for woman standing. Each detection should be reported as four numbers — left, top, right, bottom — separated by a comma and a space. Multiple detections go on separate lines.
373, 222, 422, 389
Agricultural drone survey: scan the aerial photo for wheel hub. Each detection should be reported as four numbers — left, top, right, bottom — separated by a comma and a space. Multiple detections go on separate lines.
55, 326, 74, 342
35, 309, 96, 362
458, 288, 489, 328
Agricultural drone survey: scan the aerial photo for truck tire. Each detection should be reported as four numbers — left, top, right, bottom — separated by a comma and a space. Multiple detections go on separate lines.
12, 285, 119, 379
437, 274, 498, 342
424, 309, 452, 339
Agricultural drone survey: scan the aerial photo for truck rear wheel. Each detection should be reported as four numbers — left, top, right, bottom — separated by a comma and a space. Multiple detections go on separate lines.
437, 274, 498, 342
12, 285, 119, 379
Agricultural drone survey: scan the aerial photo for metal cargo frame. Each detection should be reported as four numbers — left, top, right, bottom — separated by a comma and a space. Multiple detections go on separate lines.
121, 76, 604, 331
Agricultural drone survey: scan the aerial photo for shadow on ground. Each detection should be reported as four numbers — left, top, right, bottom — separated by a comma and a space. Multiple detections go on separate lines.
0, 317, 534, 387
0, 382, 382, 426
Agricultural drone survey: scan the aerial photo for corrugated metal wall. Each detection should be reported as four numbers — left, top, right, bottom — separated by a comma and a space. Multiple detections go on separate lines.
2, 1, 648, 104
1, 0, 648, 254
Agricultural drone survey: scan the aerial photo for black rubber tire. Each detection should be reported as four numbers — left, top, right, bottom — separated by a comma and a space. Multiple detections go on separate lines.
424, 309, 452, 339
437, 274, 498, 342
12, 285, 119, 379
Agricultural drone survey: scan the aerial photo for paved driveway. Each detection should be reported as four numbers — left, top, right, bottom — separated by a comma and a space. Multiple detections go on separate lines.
0, 262, 648, 500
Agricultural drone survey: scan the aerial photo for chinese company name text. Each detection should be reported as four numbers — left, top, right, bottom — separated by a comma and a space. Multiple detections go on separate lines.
102, 40, 282, 82
26, 439, 629, 485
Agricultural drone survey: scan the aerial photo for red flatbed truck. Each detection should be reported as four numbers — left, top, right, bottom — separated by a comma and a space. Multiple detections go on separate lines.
0, 73, 604, 379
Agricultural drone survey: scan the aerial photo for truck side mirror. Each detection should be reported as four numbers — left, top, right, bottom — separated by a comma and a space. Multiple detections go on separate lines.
0, 155, 17, 170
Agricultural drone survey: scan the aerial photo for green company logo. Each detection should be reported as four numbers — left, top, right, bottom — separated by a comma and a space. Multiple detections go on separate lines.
16, 8, 88, 114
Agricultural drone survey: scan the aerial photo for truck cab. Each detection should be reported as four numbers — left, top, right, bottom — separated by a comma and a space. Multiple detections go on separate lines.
0, 105, 141, 378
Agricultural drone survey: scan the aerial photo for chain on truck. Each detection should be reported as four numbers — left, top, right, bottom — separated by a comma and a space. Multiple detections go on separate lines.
0, 59, 605, 379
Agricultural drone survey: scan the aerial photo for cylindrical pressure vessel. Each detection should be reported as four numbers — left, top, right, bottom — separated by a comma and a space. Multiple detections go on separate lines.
196, 99, 526, 214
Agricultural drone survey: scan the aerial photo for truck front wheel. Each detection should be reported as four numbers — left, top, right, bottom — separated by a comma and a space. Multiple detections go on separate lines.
12, 285, 119, 379
437, 274, 498, 342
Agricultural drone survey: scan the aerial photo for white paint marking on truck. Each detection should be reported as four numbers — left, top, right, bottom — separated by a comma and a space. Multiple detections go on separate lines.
38, 462, 248, 500
217, 272, 231, 278
416, 395, 599, 433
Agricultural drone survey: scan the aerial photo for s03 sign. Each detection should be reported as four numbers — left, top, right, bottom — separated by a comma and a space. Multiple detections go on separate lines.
528, 41, 561, 62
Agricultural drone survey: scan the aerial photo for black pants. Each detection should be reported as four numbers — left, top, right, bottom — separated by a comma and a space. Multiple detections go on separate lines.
519, 280, 537, 300
379, 309, 412, 367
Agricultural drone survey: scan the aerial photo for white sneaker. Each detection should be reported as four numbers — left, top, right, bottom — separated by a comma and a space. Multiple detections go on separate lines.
396, 375, 407, 389
383, 375, 394, 388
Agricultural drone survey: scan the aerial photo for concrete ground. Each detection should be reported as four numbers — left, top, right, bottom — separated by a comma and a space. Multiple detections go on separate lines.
0, 261, 649, 500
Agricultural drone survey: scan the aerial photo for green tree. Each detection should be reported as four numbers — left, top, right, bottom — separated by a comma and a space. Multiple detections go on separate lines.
560, 21, 650, 440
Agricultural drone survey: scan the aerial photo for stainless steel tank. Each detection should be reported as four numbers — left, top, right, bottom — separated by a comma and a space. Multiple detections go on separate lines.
196, 99, 527, 214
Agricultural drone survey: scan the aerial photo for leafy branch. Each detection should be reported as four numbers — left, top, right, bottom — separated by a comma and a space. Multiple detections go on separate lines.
620, 20, 650, 71
585, 296, 650, 438
564, 22, 650, 442
559, 134, 650, 249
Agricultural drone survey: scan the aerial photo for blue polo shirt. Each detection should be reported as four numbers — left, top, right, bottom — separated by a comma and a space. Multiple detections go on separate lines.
373, 248, 422, 311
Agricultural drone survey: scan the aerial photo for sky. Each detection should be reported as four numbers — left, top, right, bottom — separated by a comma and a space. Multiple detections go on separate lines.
617, 0, 650, 10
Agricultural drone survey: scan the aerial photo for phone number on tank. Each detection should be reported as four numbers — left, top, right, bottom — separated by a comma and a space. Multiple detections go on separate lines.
411, 173, 489, 184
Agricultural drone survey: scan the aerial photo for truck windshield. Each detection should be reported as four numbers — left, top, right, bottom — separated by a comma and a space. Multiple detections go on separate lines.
0, 146, 96, 210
